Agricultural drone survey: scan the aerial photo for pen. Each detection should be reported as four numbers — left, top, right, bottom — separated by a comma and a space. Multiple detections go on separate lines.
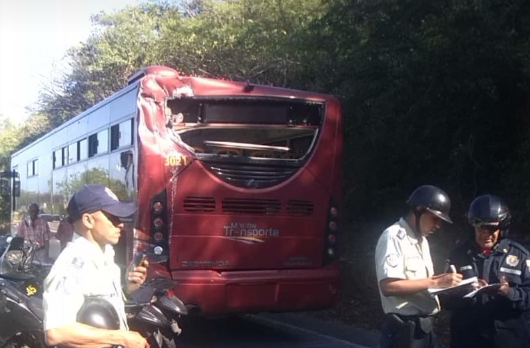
450, 264, 456, 273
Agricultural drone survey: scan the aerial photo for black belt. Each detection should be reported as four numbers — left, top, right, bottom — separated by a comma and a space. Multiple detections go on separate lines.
388, 313, 434, 320
386, 313, 434, 335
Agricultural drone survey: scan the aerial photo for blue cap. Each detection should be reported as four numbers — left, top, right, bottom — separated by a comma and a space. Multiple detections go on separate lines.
67, 185, 136, 222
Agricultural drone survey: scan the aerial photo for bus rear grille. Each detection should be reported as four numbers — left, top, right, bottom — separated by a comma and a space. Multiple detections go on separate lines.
183, 197, 215, 212
222, 198, 281, 214
204, 162, 297, 189
287, 200, 314, 216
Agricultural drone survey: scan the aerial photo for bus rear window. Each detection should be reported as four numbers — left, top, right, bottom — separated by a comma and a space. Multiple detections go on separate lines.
203, 104, 288, 124
178, 127, 315, 160
167, 99, 323, 161
167, 99, 322, 127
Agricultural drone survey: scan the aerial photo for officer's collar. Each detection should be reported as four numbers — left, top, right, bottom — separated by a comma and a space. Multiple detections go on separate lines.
493, 239, 510, 255
73, 236, 115, 264
472, 238, 508, 257
399, 217, 422, 244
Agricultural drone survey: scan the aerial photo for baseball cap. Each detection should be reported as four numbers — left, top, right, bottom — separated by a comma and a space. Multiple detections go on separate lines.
67, 184, 136, 222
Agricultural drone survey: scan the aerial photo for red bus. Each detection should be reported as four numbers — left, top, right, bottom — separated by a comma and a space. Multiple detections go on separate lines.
9, 66, 343, 315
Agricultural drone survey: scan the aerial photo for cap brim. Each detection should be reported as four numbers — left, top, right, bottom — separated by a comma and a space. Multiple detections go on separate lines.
470, 219, 500, 228
427, 208, 453, 224
101, 201, 137, 218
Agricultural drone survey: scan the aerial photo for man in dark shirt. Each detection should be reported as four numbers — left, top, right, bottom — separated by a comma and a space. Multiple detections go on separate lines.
442, 194, 530, 348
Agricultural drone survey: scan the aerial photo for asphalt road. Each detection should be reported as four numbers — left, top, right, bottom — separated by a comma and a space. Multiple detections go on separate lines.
177, 313, 378, 348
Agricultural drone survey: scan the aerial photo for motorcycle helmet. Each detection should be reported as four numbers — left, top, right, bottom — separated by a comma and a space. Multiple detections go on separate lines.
407, 185, 452, 223
467, 194, 510, 237
77, 297, 120, 330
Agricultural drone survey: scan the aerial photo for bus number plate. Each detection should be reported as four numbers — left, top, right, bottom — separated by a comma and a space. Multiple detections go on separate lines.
165, 155, 188, 167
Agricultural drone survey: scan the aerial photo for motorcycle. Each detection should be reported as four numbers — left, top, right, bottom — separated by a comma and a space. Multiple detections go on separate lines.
0, 236, 47, 347
0, 239, 186, 348
0, 237, 50, 298
126, 278, 187, 348
126, 252, 188, 348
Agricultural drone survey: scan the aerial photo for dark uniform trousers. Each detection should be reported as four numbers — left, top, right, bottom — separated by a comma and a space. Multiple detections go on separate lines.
442, 238, 530, 348
380, 313, 439, 348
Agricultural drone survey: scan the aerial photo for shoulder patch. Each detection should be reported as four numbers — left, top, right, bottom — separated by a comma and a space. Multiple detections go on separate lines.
384, 224, 406, 240
71, 257, 85, 269
506, 255, 519, 267
507, 240, 530, 256
386, 254, 399, 268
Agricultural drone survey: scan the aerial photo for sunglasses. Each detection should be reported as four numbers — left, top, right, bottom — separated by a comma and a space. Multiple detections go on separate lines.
101, 212, 123, 226
473, 224, 499, 233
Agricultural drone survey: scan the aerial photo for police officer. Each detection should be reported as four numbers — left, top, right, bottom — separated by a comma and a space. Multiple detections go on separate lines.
442, 195, 530, 348
43, 185, 149, 348
376, 185, 463, 348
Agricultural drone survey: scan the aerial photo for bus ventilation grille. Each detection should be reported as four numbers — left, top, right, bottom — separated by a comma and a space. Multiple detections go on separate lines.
287, 200, 314, 216
183, 197, 216, 212
222, 198, 281, 214
204, 162, 297, 189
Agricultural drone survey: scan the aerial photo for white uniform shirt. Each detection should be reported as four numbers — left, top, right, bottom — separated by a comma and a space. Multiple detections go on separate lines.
375, 218, 440, 316
43, 234, 128, 330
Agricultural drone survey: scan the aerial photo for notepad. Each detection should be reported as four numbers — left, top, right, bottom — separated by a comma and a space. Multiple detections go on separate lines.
428, 276, 478, 295
463, 283, 501, 298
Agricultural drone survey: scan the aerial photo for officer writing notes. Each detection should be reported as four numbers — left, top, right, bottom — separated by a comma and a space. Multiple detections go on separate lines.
442, 195, 530, 348
43, 185, 149, 348
376, 185, 463, 348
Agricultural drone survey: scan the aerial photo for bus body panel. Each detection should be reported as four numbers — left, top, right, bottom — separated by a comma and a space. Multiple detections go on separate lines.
166, 162, 330, 270
169, 267, 339, 314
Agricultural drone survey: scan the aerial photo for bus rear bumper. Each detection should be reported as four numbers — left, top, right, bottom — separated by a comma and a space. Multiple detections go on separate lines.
170, 265, 340, 315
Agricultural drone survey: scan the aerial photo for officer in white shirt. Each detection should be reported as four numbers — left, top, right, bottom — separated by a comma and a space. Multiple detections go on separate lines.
375, 185, 463, 348
43, 184, 149, 348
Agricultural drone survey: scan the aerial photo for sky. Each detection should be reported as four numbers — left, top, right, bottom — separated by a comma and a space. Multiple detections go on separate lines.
0, 0, 143, 124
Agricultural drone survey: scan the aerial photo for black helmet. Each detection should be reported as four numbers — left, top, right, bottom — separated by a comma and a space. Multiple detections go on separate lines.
407, 185, 452, 223
77, 297, 120, 330
467, 194, 510, 232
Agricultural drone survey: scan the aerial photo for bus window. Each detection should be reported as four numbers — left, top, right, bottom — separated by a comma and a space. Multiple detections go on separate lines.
88, 129, 109, 157
78, 139, 88, 161
68, 143, 78, 164
53, 148, 65, 169
111, 119, 133, 151
27, 159, 38, 177
119, 119, 133, 148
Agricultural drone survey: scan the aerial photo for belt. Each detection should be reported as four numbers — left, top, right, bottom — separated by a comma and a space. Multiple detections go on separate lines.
386, 313, 434, 334
388, 313, 434, 320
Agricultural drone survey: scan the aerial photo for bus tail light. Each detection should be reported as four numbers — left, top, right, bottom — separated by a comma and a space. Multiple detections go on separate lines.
153, 218, 164, 229
150, 190, 169, 262
323, 200, 340, 265
153, 202, 164, 214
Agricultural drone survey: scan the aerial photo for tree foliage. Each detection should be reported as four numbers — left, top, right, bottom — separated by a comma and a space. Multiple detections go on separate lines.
56, 168, 129, 202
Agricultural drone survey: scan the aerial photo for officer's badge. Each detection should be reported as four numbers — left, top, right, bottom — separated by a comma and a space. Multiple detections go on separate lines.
385, 254, 399, 268
506, 255, 519, 267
